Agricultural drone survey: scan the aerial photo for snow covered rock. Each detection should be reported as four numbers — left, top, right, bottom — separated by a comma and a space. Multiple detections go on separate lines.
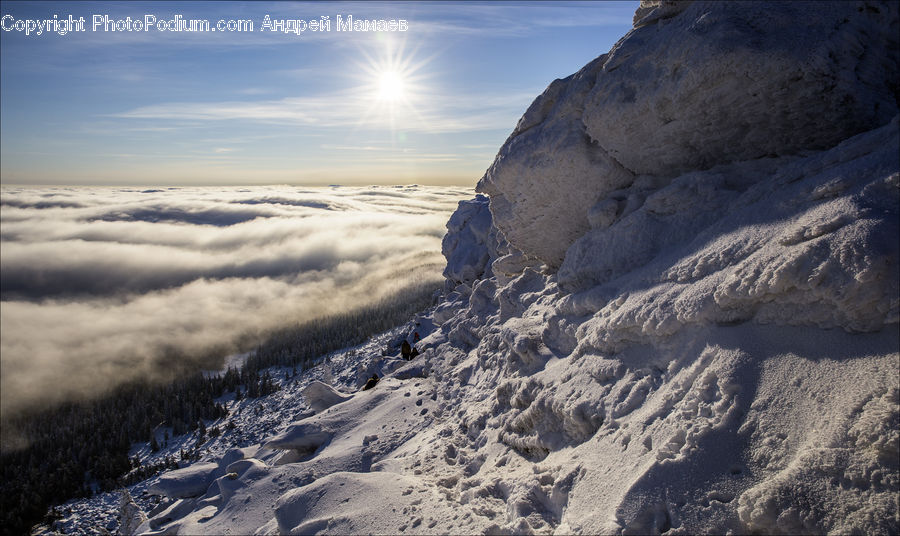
477, 54, 634, 267
436, 2, 898, 533
478, 0, 899, 267
301, 380, 352, 413
588, 1, 899, 178
441, 195, 498, 286
118, 490, 147, 536
147, 463, 221, 499
559, 117, 900, 334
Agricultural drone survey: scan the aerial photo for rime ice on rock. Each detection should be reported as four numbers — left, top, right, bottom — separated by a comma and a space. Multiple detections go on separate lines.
478, 0, 899, 268
441, 195, 496, 286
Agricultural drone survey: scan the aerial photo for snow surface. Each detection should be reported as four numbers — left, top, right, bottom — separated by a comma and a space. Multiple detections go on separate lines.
300, 381, 354, 414
147, 463, 222, 500
43, 1, 898, 534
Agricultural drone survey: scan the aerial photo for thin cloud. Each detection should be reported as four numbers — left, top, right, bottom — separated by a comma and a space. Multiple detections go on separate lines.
113, 88, 537, 134
320, 144, 394, 151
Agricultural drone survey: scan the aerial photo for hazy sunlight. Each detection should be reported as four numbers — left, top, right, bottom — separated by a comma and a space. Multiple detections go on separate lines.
377, 71, 406, 101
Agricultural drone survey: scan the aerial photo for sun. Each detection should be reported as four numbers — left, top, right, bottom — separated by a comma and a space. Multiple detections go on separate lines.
350, 36, 433, 135
377, 71, 406, 102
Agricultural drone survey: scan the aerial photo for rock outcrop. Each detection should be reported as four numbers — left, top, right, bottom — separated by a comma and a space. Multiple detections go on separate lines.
446, 1, 899, 533
478, 0, 899, 268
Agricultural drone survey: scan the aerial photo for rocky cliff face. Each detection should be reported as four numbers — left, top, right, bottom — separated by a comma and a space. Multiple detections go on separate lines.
434, 1, 899, 533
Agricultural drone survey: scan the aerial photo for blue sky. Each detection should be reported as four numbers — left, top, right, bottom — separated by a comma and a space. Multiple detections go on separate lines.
1, 1, 637, 186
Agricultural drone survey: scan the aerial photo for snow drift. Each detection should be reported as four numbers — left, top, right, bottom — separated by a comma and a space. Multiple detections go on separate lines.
136, 1, 898, 534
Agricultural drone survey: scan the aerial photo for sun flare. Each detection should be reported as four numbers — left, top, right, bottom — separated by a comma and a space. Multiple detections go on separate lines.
351, 37, 433, 135
377, 71, 406, 101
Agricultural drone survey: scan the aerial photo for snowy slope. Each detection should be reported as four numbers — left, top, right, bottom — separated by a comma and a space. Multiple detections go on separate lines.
43, 322, 430, 534
48, 1, 898, 534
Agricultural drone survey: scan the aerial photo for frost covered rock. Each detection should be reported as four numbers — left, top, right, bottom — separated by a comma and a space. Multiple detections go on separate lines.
441, 195, 497, 286
441, 195, 533, 295
118, 489, 147, 536
559, 117, 900, 333
479, 0, 899, 267
477, 55, 634, 267
587, 1, 899, 177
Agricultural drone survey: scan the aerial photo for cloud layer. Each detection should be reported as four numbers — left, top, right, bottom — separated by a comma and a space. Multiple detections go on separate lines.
0, 185, 470, 419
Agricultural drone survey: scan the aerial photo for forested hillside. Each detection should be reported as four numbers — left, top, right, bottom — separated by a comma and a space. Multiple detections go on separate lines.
0, 279, 438, 536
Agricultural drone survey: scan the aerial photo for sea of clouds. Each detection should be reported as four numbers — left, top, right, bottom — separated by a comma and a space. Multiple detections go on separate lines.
0, 185, 471, 420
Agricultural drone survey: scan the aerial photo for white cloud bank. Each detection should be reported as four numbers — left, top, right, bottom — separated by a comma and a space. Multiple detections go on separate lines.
0, 185, 471, 418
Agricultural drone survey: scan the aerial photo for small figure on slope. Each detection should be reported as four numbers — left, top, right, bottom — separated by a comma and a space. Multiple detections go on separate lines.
362, 374, 379, 391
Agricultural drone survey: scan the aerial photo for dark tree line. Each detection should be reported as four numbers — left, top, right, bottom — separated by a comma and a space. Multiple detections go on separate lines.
0, 373, 235, 536
250, 280, 439, 371
0, 280, 439, 536
0, 365, 286, 536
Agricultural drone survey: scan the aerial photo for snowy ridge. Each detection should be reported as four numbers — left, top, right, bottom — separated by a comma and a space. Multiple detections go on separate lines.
54, 1, 898, 534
